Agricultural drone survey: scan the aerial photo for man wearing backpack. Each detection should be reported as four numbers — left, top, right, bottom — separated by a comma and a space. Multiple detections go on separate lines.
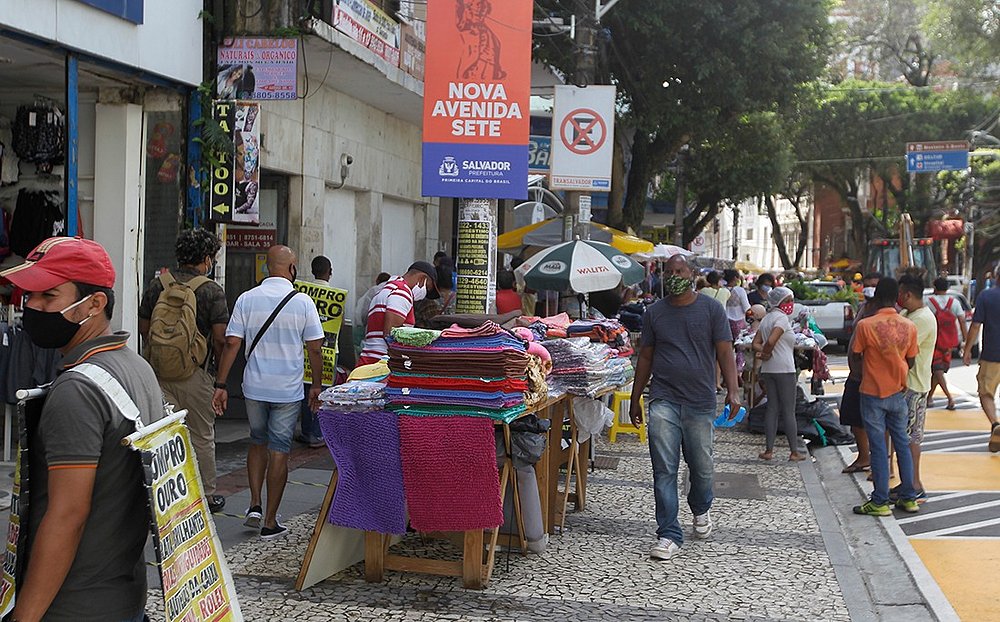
139, 228, 229, 513
927, 277, 968, 411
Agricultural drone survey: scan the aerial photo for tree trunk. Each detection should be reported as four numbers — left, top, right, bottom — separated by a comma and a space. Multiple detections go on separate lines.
684, 198, 722, 247
764, 195, 794, 269
607, 135, 626, 229
622, 132, 651, 232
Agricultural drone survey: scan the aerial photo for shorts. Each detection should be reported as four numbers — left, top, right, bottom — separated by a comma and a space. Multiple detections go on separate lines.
978, 361, 1000, 397
245, 399, 300, 454
839, 378, 863, 428
932, 346, 952, 372
905, 389, 928, 444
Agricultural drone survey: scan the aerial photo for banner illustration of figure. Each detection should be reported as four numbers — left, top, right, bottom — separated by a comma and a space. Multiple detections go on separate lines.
456, 0, 507, 80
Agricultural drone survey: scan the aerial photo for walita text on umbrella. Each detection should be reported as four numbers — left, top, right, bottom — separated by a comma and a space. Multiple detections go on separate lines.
576, 266, 611, 275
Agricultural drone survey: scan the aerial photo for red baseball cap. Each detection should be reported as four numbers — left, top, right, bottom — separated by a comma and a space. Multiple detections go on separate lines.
1, 237, 116, 291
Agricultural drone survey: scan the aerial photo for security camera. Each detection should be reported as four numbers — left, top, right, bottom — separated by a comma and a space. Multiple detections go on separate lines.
341, 154, 354, 167
330, 153, 354, 189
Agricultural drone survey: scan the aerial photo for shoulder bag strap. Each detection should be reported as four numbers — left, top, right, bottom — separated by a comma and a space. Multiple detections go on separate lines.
186, 275, 212, 291
158, 270, 176, 289
246, 290, 298, 360
929, 297, 942, 313
66, 362, 144, 429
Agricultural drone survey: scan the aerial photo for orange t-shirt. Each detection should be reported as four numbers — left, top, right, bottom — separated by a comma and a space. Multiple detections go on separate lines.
852, 307, 919, 398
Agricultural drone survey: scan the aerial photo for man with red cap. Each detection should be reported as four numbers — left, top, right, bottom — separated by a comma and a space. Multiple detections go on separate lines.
1, 237, 162, 622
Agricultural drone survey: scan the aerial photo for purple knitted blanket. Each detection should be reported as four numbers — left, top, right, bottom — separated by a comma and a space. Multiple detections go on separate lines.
318, 408, 407, 534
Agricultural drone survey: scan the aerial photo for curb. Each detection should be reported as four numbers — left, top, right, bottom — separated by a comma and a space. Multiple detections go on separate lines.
835, 445, 960, 622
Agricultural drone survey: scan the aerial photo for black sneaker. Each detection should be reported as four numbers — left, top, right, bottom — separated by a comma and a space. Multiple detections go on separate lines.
207, 495, 226, 513
260, 522, 288, 541
244, 505, 263, 529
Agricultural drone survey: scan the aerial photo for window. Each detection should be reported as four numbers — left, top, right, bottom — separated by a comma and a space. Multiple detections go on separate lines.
76, 0, 144, 24
745, 228, 754, 241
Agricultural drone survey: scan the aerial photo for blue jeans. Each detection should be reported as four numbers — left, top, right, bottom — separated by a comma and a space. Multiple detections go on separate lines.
246, 399, 301, 454
861, 392, 916, 505
300, 383, 322, 440
647, 399, 715, 545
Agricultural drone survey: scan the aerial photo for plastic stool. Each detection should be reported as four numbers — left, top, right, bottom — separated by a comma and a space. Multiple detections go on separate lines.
609, 389, 646, 443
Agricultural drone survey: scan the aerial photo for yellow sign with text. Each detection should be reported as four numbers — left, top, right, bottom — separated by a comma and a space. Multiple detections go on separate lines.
127, 416, 243, 622
294, 281, 348, 386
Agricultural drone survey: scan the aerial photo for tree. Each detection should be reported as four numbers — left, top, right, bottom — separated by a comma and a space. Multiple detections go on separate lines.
765, 174, 813, 269
836, 0, 937, 86
921, 0, 1000, 77
533, 0, 830, 231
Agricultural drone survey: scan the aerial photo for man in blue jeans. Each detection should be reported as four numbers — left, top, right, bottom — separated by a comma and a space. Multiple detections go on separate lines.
213, 246, 325, 540
630, 254, 741, 560
851, 278, 920, 516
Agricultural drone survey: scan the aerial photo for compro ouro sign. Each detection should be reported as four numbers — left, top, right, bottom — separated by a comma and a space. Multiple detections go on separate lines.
549, 85, 616, 192
421, 0, 532, 200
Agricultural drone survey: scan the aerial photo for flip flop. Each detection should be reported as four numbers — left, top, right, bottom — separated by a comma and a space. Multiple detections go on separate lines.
842, 463, 870, 474
946, 403, 957, 411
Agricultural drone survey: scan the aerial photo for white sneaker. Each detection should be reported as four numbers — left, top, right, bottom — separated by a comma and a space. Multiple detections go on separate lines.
693, 511, 713, 539
244, 505, 263, 529
650, 537, 680, 560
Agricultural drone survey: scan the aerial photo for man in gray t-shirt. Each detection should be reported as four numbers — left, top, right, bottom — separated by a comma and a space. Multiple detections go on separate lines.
1, 237, 163, 622
630, 255, 740, 561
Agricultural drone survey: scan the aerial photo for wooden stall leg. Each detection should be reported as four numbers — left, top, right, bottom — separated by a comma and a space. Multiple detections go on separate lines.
575, 438, 589, 511
462, 529, 485, 589
559, 439, 577, 532
364, 531, 385, 583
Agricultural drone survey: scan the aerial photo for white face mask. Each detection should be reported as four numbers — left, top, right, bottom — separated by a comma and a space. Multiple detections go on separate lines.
412, 282, 427, 302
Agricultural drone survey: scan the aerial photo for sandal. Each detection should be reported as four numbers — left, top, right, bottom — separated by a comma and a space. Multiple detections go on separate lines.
946, 402, 957, 411
842, 462, 870, 474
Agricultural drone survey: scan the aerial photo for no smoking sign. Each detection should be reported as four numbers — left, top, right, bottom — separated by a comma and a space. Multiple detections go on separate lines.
560, 108, 607, 155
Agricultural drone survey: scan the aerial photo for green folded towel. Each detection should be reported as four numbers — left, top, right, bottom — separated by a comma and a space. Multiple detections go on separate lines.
390, 326, 442, 347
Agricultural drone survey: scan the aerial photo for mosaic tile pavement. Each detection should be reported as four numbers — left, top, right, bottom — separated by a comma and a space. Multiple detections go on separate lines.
148, 428, 852, 621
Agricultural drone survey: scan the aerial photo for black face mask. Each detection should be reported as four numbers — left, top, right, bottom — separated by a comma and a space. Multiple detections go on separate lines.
290, 265, 298, 283
22, 295, 92, 350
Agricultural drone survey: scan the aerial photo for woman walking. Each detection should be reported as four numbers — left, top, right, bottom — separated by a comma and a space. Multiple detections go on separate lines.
753, 287, 807, 461
724, 269, 751, 372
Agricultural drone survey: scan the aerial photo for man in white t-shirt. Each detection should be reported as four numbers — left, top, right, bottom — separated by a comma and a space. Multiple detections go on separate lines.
927, 277, 968, 410
212, 246, 325, 540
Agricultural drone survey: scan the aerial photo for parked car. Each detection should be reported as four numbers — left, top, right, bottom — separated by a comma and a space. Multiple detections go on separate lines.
799, 281, 856, 345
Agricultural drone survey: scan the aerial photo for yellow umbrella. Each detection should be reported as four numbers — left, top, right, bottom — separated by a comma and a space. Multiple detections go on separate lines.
498, 218, 653, 255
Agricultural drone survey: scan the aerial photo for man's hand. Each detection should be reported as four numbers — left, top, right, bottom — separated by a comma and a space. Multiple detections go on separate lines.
308, 385, 323, 413
212, 388, 228, 416
629, 398, 644, 427
726, 390, 743, 419
963, 349, 973, 367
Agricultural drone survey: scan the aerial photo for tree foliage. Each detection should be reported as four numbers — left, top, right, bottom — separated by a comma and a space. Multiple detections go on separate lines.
533, 0, 831, 232
921, 0, 1000, 77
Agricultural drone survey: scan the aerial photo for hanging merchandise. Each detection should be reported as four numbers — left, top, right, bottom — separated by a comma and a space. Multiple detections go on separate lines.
12, 101, 65, 168
0, 117, 20, 185
10, 190, 65, 258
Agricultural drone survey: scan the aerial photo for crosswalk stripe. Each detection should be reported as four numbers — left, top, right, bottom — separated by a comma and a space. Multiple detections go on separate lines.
912, 516, 1000, 538
934, 442, 988, 453
923, 491, 983, 504
897, 499, 1000, 524
920, 435, 984, 448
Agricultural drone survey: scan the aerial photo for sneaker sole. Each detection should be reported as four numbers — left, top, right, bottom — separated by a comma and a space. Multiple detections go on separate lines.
260, 529, 288, 541
244, 514, 263, 529
649, 550, 677, 561
694, 526, 713, 539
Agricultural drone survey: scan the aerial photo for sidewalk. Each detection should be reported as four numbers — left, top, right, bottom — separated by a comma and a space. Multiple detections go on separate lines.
143, 419, 887, 621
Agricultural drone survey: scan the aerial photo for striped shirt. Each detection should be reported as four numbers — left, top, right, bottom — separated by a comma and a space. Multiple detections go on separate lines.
227, 277, 324, 403
359, 278, 414, 365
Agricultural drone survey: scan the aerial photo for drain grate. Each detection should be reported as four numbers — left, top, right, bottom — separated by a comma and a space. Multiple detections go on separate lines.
593, 455, 620, 470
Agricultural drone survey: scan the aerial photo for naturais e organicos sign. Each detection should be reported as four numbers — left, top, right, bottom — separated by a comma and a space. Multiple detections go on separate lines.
421, 0, 532, 200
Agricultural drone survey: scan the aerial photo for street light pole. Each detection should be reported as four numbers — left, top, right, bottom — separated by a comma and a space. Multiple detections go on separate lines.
673, 145, 688, 247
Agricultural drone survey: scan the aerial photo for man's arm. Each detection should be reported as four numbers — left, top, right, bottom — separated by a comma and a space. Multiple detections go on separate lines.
138, 318, 150, 340
964, 322, 982, 366
716, 340, 741, 414
305, 338, 324, 412
212, 335, 243, 416
210, 323, 227, 364
629, 346, 654, 426
383, 311, 407, 335
11, 468, 95, 622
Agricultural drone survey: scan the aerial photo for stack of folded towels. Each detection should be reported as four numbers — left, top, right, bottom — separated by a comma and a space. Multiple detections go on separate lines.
386, 322, 530, 423
542, 338, 634, 396
566, 319, 634, 357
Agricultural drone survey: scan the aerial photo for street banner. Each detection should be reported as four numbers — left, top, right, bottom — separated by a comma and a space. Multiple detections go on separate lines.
455, 200, 497, 314
333, 0, 401, 66
126, 413, 243, 622
550, 86, 616, 191
294, 281, 348, 386
210, 101, 261, 225
0, 398, 41, 617
421, 0, 532, 199
528, 135, 551, 174
216, 38, 298, 101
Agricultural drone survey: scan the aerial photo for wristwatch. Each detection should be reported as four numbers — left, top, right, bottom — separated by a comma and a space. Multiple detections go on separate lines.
213, 381, 227, 390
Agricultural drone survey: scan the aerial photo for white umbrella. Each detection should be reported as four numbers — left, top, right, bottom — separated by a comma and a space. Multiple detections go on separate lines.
632, 243, 694, 262
515, 239, 645, 294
